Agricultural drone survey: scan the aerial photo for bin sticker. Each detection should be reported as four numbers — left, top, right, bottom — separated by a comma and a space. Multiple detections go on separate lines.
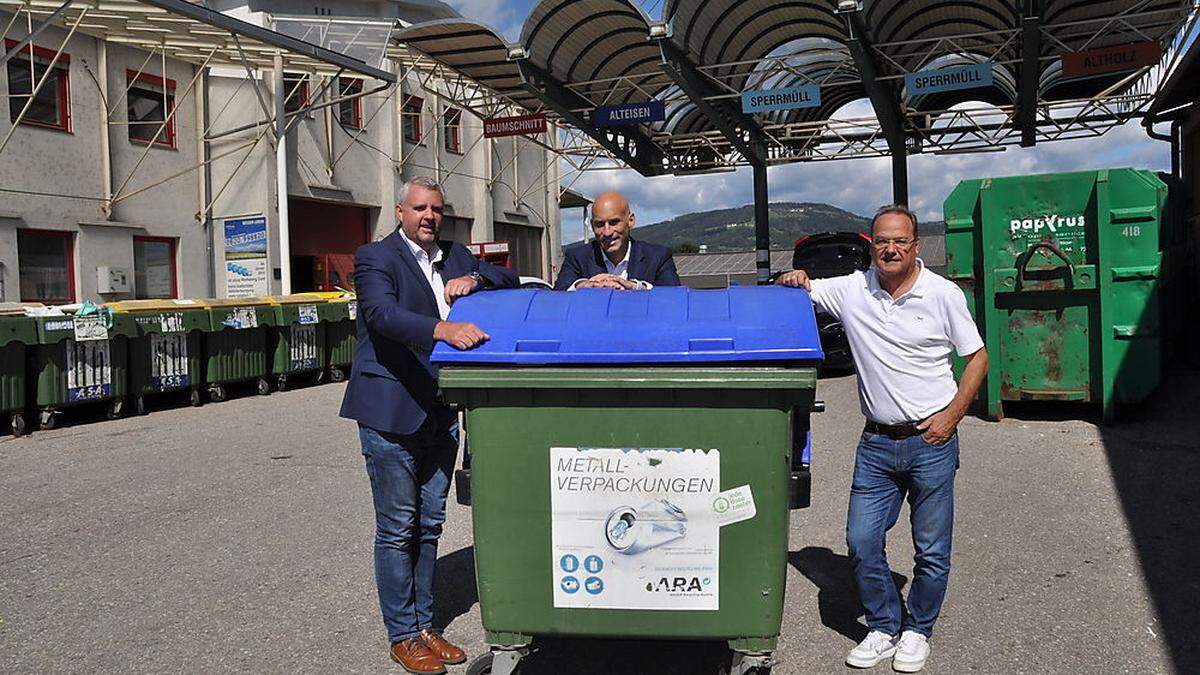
713, 485, 756, 527
289, 324, 319, 370
297, 304, 319, 325
1008, 212, 1087, 254
66, 338, 112, 402
73, 316, 107, 342
347, 301, 357, 321
150, 332, 190, 391
160, 312, 185, 333
222, 308, 258, 330
550, 447, 720, 611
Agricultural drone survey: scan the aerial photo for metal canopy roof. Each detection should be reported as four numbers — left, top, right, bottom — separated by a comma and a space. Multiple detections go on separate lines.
390, 0, 1196, 177
0, 0, 395, 80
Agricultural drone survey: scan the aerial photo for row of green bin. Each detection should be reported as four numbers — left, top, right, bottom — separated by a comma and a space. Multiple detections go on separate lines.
0, 292, 356, 435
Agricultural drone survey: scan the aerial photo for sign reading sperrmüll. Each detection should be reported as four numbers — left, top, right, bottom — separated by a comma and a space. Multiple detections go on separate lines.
593, 101, 665, 127
484, 113, 547, 138
741, 84, 821, 114
906, 63, 993, 96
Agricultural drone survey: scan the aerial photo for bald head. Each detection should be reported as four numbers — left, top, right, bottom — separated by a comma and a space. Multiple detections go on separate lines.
590, 191, 636, 263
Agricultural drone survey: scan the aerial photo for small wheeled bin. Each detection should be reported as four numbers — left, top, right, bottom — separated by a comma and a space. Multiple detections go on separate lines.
108, 299, 208, 413
432, 286, 824, 675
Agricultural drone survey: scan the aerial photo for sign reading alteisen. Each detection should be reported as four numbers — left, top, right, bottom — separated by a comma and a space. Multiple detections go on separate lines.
741, 84, 821, 114
593, 101, 665, 127
906, 62, 993, 96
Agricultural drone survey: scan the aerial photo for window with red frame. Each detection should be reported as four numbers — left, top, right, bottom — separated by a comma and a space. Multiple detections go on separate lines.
402, 95, 423, 143
283, 73, 309, 115
17, 229, 74, 303
133, 236, 177, 299
127, 70, 176, 147
338, 78, 363, 129
5, 39, 71, 132
443, 107, 462, 153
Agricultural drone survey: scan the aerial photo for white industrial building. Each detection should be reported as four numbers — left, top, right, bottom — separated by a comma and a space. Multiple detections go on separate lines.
0, 0, 564, 305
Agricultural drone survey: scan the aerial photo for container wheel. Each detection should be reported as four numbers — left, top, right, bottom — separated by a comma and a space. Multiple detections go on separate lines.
209, 385, 227, 403
466, 651, 525, 675
329, 367, 346, 383
134, 396, 148, 416
276, 376, 288, 392
189, 389, 203, 407
10, 412, 27, 437
107, 399, 125, 420
257, 377, 272, 396
39, 410, 58, 430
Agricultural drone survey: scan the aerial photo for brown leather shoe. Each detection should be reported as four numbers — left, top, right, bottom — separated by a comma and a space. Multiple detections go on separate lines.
390, 638, 446, 674
419, 629, 467, 665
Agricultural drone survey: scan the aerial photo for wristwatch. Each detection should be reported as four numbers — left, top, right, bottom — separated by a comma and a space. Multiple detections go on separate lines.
468, 271, 486, 287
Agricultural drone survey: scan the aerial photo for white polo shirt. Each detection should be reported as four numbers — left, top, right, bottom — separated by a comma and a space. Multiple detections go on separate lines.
810, 260, 984, 424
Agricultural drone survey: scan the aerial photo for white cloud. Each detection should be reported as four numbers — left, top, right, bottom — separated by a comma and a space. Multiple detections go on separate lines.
560, 119, 1172, 239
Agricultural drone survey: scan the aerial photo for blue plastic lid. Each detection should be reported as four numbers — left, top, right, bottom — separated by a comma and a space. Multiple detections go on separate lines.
431, 286, 824, 365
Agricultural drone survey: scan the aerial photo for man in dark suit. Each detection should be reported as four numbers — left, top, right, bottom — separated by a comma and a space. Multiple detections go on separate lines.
340, 176, 517, 674
553, 191, 681, 291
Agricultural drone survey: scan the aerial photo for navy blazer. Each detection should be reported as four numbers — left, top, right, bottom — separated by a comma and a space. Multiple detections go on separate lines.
553, 239, 681, 291
339, 230, 518, 435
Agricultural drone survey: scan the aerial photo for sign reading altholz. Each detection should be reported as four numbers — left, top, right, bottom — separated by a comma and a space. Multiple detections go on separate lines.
593, 101, 665, 127
906, 62, 993, 96
1062, 41, 1161, 78
741, 84, 821, 114
484, 113, 547, 138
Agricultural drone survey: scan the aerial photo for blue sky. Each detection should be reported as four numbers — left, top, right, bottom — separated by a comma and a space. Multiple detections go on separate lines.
445, 1, 1173, 232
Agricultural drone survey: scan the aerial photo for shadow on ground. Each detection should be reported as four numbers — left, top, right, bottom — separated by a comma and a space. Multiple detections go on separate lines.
434, 546, 479, 632
789, 547, 908, 644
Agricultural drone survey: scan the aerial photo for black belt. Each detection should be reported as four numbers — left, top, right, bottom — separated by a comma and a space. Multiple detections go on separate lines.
864, 420, 924, 439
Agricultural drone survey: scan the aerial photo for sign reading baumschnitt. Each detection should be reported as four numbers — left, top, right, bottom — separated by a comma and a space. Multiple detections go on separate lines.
741, 84, 821, 114
593, 101, 665, 127
1061, 42, 1161, 78
905, 63, 993, 96
484, 113, 547, 138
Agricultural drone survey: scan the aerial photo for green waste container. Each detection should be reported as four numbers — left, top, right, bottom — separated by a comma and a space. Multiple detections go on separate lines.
311, 291, 356, 383
29, 310, 134, 429
0, 315, 37, 435
943, 168, 1189, 422
200, 297, 276, 401
431, 286, 824, 674
262, 294, 333, 391
109, 299, 208, 414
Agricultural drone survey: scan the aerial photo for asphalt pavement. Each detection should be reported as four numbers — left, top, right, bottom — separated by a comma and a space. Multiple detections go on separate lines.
1, 370, 1196, 674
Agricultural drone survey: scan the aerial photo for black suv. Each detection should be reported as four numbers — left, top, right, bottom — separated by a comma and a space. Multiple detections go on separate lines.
791, 232, 872, 371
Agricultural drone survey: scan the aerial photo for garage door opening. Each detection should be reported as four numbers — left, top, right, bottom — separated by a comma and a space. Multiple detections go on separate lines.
287, 199, 371, 292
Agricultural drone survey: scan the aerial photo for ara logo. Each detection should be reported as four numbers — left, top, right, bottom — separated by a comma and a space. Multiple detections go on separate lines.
1009, 213, 1086, 236
644, 576, 707, 593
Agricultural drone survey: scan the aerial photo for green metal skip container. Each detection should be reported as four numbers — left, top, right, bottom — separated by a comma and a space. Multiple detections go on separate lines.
0, 315, 37, 435
29, 310, 134, 429
109, 299, 208, 414
201, 297, 277, 401
262, 294, 332, 391
310, 291, 356, 383
432, 286, 824, 675
943, 168, 1189, 422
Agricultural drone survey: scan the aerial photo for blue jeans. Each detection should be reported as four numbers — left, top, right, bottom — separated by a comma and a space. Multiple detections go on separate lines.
359, 409, 458, 643
846, 430, 959, 637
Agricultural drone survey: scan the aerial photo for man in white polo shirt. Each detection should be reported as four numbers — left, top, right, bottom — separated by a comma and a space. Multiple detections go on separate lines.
777, 205, 988, 673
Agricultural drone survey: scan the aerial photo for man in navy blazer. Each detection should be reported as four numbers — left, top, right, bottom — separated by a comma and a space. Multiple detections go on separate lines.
553, 191, 681, 291
340, 176, 516, 673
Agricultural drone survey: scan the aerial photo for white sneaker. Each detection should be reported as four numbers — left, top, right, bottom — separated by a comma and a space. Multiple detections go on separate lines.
892, 631, 929, 672
845, 630, 898, 668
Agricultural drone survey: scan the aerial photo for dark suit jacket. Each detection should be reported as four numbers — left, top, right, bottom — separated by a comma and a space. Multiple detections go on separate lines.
339, 230, 518, 435
553, 239, 681, 291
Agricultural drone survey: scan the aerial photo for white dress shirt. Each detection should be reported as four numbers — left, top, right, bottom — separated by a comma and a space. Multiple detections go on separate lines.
401, 232, 450, 320
809, 259, 984, 424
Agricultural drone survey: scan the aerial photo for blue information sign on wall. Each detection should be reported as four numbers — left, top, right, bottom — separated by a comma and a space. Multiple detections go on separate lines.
905, 63, 993, 96
593, 101, 665, 127
741, 84, 821, 114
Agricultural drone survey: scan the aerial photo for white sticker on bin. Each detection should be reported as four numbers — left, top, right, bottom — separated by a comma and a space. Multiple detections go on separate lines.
347, 301, 357, 321
73, 315, 107, 342
297, 304, 319, 324
712, 485, 756, 527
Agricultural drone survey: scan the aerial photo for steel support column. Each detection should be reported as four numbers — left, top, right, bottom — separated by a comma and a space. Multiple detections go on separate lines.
274, 52, 292, 295
753, 153, 771, 285
514, 58, 663, 176
892, 147, 908, 205
1018, 1, 1042, 147
844, 11, 909, 202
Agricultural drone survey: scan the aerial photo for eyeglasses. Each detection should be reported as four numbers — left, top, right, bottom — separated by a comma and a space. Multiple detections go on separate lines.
871, 237, 917, 250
